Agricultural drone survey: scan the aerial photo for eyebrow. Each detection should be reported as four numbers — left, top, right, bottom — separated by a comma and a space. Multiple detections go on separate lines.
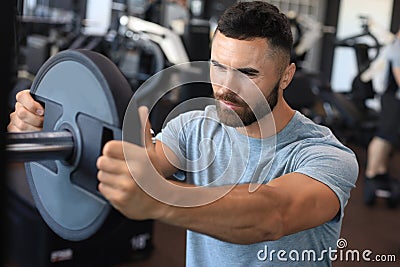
210, 60, 260, 76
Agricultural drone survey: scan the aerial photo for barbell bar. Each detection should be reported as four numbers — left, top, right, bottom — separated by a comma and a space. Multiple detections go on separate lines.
6, 131, 74, 162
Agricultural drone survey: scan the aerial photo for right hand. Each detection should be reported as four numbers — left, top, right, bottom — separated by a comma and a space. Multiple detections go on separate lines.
7, 89, 44, 132
96, 106, 166, 220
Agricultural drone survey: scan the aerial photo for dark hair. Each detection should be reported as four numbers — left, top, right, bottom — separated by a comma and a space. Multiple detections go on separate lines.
216, 1, 293, 62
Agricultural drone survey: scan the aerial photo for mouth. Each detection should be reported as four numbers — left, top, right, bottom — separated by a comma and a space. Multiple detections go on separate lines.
219, 100, 242, 110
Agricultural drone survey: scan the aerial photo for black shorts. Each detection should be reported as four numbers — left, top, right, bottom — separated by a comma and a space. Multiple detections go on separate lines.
376, 89, 400, 144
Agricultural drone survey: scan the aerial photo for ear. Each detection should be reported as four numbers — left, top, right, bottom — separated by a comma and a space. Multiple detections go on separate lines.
280, 63, 296, 90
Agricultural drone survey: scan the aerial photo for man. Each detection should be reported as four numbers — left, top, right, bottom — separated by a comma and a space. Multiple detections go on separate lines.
364, 26, 400, 205
8, 1, 358, 266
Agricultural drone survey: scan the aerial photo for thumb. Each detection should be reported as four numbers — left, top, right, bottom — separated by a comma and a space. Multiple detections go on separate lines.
138, 106, 154, 148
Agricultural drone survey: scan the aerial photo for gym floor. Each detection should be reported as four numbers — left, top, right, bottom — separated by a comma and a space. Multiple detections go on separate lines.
115, 142, 400, 267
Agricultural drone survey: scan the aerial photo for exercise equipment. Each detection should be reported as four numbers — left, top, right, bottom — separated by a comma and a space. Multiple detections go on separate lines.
287, 11, 335, 68
283, 13, 339, 128
119, 15, 189, 65
6, 48, 141, 241
314, 16, 384, 145
7, 1, 209, 242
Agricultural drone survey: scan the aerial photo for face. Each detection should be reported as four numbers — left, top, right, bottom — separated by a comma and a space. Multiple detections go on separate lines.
210, 32, 284, 127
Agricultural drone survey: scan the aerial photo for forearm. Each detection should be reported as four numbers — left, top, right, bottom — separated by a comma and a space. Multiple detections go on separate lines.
152, 174, 339, 245
157, 183, 287, 245
115, 144, 339, 245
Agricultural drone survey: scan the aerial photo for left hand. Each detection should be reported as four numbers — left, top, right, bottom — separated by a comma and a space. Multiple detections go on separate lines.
96, 106, 166, 220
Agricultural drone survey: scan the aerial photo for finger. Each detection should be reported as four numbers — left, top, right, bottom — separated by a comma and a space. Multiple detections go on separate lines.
98, 181, 124, 204
102, 140, 125, 160
7, 113, 18, 132
15, 102, 44, 127
96, 155, 128, 174
97, 170, 122, 187
98, 181, 114, 197
10, 112, 43, 132
7, 122, 20, 132
16, 89, 44, 116
138, 106, 153, 148
97, 170, 134, 190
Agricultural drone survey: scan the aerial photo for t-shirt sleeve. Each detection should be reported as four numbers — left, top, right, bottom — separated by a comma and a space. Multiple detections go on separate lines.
156, 115, 186, 156
155, 110, 203, 180
293, 140, 359, 221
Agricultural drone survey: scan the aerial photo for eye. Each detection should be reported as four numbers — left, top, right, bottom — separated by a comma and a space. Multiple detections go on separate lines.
235, 67, 259, 78
211, 61, 227, 72
244, 72, 257, 78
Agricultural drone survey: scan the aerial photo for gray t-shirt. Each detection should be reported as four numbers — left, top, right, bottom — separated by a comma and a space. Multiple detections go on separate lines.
156, 105, 359, 266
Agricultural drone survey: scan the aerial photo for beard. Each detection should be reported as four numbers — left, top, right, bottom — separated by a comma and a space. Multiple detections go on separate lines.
214, 80, 279, 127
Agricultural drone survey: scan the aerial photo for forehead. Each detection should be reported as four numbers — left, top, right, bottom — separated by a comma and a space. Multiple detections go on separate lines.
211, 32, 276, 70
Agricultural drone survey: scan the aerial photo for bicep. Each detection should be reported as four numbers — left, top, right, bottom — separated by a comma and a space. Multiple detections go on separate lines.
267, 172, 340, 236
154, 140, 179, 178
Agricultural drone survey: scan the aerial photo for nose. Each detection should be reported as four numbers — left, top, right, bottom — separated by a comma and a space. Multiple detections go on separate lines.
212, 70, 240, 96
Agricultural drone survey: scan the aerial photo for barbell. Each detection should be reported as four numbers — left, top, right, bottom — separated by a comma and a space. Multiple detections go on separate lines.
6, 49, 142, 241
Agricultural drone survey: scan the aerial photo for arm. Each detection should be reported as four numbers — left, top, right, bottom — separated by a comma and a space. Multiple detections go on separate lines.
98, 140, 340, 244
97, 110, 343, 244
9, 93, 346, 244
392, 66, 400, 88
160, 173, 340, 244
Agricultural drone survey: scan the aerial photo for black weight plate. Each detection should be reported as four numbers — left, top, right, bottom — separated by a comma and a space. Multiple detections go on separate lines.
25, 49, 133, 241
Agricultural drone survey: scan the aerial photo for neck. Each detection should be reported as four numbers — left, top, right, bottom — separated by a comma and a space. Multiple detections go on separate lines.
237, 98, 295, 139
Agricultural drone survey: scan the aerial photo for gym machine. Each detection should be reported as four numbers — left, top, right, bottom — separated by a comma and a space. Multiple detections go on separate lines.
324, 15, 388, 145
285, 15, 387, 146
283, 12, 337, 127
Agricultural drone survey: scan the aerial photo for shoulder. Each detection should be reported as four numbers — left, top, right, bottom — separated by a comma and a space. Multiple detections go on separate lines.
286, 114, 359, 194
286, 112, 357, 165
285, 111, 333, 141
